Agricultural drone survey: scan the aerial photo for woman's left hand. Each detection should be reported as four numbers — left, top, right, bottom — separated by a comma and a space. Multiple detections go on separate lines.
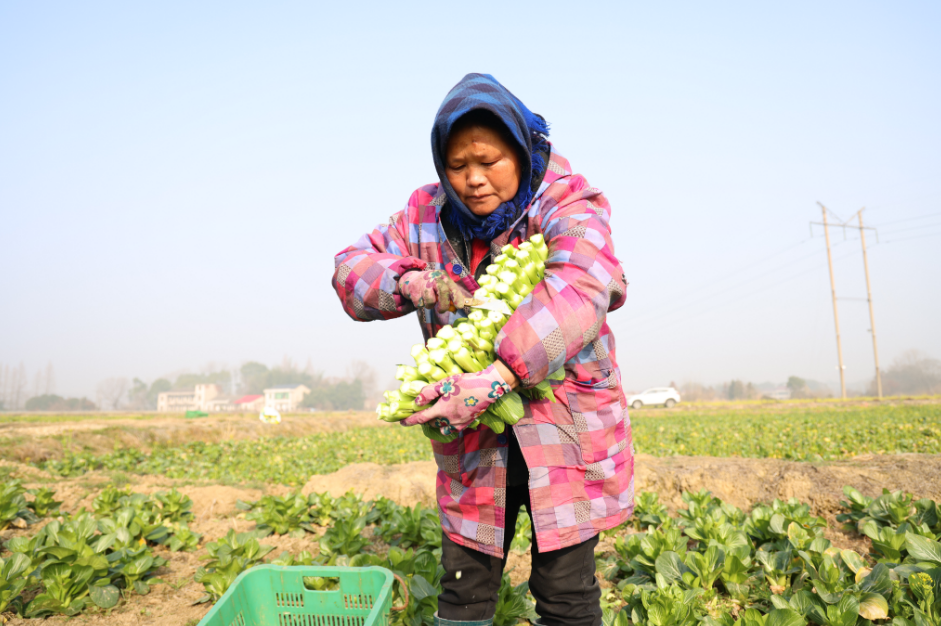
400, 365, 512, 435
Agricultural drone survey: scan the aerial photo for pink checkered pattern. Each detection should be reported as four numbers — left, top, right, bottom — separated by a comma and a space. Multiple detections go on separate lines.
333, 148, 634, 558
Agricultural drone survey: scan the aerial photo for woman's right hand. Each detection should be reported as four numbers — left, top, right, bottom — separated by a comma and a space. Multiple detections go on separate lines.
397, 269, 469, 314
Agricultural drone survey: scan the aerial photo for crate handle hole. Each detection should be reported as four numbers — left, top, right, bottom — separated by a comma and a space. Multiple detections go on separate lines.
303, 576, 341, 591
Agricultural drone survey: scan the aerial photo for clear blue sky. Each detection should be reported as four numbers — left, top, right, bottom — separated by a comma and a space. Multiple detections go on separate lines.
1, 1, 939, 399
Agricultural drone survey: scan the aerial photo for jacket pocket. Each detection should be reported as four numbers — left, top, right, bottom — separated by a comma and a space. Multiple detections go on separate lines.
563, 363, 627, 465
431, 436, 464, 480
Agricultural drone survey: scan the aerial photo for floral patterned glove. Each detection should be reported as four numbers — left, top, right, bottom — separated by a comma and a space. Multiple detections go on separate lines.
400, 365, 511, 435
397, 269, 471, 314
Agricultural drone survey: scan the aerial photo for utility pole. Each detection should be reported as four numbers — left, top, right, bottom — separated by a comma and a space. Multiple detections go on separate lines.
819, 203, 847, 399
857, 209, 882, 398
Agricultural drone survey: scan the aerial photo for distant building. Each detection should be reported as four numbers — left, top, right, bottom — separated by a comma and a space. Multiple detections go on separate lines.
766, 387, 792, 400
157, 384, 222, 412
206, 397, 234, 412
234, 394, 265, 412
263, 384, 311, 412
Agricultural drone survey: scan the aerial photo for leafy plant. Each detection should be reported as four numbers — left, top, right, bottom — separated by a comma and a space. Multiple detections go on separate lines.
867, 489, 917, 528
861, 521, 909, 563
243, 492, 316, 537
107, 546, 166, 595
320, 517, 369, 561
902, 572, 939, 626
493, 573, 538, 625
806, 592, 861, 626
378, 504, 441, 549
95, 506, 170, 549
165, 522, 202, 552
837, 486, 874, 530
756, 549, 799, 595
510, 508, 533, 553
634, 491, 669, 529
195, 529, 274, 603
26, 487, 62, 518
684, 545, 726, 591
0, 553, 32, 616
625, 580, 705, 626
633, 526, 689, 578
25, 563, 96, 617
153, 489, 194, 523
92, 485, 133, 518
0, 480, 34, 531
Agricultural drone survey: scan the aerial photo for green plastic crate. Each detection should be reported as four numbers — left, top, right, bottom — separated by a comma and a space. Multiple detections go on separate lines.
197, 565, 398, 626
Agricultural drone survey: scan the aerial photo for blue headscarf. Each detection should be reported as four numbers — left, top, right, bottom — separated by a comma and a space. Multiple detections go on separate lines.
431, 73, 550, 241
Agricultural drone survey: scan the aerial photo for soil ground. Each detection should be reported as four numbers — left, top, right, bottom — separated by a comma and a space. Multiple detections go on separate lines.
2, 404, 940, 625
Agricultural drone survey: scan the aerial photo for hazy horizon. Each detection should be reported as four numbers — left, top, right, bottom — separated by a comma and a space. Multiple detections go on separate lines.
2, 1, 939, 403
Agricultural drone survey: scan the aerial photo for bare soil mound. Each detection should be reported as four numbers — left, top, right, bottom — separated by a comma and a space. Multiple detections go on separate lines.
302, 461, 439, 506
301, 453, 941, 514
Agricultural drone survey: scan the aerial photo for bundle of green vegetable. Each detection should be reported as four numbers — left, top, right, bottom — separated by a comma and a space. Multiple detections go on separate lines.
377, 234, 560, 442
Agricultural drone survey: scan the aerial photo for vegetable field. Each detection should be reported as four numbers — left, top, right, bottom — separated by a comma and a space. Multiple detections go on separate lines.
9, 402, 940, 486
0, 398, 939, 625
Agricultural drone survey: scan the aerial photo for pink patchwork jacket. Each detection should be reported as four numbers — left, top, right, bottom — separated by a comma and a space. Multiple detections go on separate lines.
333, 148, 634, 557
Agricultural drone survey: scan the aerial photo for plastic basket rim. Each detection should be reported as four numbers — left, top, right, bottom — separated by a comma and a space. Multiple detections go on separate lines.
197, 564, 396, 626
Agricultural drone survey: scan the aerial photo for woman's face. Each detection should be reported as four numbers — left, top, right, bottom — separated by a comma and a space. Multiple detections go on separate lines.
445, 124, 521, 217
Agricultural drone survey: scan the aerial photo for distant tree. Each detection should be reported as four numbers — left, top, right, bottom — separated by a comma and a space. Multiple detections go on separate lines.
240, 362, 270, 394
239, 360, 325, 395
727, 380, 746, 400
128, 378, 149, 409
678, 382, 717, 402
25, 394, 64, 411
66, 397, 96, 410
96, 377, 129, 410
302, 379, 366, 411
148, 379, 172, 406
174, 370, 231, 390
871, 350, 941, 396
25, 394, 96, 411
787, 376, 809, 399
267, 366, 318, 389
125, 378, 173, 409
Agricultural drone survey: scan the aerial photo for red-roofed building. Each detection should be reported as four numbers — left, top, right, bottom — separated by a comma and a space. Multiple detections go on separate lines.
234, 394, 265, 412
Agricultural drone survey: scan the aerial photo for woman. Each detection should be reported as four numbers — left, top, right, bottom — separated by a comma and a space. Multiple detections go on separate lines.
332, 73, 633, 626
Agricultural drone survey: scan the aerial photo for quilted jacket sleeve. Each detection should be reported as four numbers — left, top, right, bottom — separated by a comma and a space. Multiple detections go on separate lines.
332, 192, 428, 322
494, 176, 627, 386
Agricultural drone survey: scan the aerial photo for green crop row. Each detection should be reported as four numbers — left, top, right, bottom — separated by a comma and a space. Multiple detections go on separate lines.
27, 404, 941, 486
38, 428, 432, 486
635, 403, 941, 459
4, 478, 941, 626
596, 485, 941, 626
0, 483, 200, 618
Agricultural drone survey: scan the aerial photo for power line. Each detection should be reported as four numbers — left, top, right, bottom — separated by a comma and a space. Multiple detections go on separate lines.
870, 211, 941, 227
619, 204, 931, 342
879, 221, 941, 236
881, 230, 941, 244
626, 237, 816, 322
622, 248, 861, 337
627, 247, 823, 324
628, 236, 860, 328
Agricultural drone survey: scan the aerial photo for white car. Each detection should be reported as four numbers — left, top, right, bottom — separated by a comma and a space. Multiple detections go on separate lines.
628, 387, 681, 409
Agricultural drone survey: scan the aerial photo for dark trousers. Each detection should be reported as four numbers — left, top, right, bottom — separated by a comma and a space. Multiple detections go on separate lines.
437, 484, 603, 626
